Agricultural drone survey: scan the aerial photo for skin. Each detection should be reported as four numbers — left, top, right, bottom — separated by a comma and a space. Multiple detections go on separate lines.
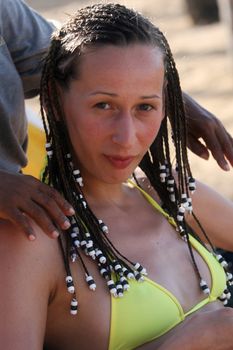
1, 44, 233, 350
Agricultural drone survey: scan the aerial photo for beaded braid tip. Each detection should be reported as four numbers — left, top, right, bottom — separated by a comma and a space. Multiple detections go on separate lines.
65, 153, 73, 167
219, 288, 231, 305
134, 262, 147, 276
177, 205, 185, 222
70, 298, 78, 315
86, 274, 96, 291
112, 260, 123, 274
45, 142, 53, 158
187, 197, 193, 213
73, 169, 83, 187
116, 283, 124, 297
95, 249, 107, 264
167, 177, 176, 202
71, 231, 80, 248
120, 276, 130, 291
99, 267, 110, 279
107, 280, 117, 297
122, 267, 135, 279
86, 239, 96, 259
66, 275, 75, 294
159, 164, 167, 183
70, 249, 78, 263
200, 279, 210, 295
227, 272, 233, 286
215, 254, 228, 268
98, 219, 109, 234
188, 177, 196, 194
134, 271, 144, 282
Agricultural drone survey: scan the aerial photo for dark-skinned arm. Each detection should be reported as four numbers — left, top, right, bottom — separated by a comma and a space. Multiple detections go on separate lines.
183, 92, 233, 171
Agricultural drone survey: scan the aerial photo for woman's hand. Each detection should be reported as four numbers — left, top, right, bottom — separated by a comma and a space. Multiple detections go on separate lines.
0, 170, 75, 240
183, 92, 233, 171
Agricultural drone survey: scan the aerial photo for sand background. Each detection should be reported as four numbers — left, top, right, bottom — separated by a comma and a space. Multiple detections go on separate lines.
25, 0, 233, 199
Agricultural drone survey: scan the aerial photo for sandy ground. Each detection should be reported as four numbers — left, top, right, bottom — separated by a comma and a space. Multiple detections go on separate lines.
25, 0, 233, 199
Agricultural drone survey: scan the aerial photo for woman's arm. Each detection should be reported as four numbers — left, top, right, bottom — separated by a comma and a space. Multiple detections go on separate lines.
136, 308, 233, 350
183, 92, 233, 171
0, 220, 55, 349
185, 179, 233, 250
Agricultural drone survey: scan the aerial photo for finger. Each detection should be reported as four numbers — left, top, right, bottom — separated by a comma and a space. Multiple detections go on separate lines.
33, 190, 72, 231
20, 201, 60, 239
217, 131, 233, 167
6, 208, 36, 241
37, 183, 75, 216
205, 130, 232, 171
187, 133, 210, 160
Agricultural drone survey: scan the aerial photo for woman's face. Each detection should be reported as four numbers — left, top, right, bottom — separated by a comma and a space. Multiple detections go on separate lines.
61, 44, 165, 186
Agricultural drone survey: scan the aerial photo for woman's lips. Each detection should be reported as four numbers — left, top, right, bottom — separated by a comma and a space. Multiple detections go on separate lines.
105, 155, 135, 169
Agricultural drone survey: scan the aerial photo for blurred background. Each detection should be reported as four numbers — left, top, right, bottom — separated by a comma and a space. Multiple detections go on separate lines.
24, 0, 233, 198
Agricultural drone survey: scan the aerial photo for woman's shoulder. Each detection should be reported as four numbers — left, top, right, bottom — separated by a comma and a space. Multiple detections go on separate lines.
0, 218, 60, 282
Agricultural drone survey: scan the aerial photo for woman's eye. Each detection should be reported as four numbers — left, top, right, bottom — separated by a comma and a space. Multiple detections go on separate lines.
138, 104, 154, 111
94, 102, 111, 110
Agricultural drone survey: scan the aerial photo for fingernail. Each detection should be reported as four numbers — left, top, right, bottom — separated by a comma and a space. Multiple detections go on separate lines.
200, 153, 209, 160
223, 163, 230, 171
63, 220, 71, 229
28, 234, 36, 241
68, 207, 75, 215
51, 230, 60, 238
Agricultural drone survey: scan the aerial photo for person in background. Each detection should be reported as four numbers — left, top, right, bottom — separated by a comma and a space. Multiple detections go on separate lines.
0, 0, 232, 241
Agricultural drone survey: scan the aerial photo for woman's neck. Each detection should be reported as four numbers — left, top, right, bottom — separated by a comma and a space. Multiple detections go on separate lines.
82, 177, 130, 208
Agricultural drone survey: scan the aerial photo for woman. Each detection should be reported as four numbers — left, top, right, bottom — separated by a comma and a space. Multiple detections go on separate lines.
1, 3, 233, 349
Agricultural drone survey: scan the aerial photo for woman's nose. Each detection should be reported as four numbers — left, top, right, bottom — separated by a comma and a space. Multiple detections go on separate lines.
111, 113, 136, 148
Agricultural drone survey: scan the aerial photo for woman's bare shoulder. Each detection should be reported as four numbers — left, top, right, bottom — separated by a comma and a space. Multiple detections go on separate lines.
0, 218, 61, 281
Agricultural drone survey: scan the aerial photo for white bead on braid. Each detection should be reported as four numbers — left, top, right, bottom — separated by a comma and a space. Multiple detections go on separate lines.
122, 267, 135, 279
167, 176, 175, 202
95, 249, 107, 264
116, 282, 124, 297
186, 197, 193, 213
215, 254, 228, 268
65, 153, 73, 167
134, 262, 147, 276
200, 279, 210, 295
120, 276, 130, 291
98, 219, 109, 234
86, 239, 96, 259
159, 164, 167, 183
85, 274, 96, 291
177, 205, 185, 222
188, 177, 196, 194
66, 275, 75, 294
73, 169, 83, 187
181, 193, 189, 209
70, 298, 78, 315
45, 142, 53, 158
227, 272, 233, 286
107, 280, 117, 297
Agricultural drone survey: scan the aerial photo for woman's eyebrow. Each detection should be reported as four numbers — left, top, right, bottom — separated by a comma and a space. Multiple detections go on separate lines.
89, 91, 161, 99
89, 91, 117, 97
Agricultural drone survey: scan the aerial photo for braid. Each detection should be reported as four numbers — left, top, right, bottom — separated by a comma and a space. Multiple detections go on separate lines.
40, 3, 229, 313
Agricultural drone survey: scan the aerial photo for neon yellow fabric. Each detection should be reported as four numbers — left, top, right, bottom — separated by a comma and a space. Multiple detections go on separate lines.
108, 180, 226, 350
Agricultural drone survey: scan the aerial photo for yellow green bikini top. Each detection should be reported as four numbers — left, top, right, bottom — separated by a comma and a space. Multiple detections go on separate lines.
108, 181, 227, 350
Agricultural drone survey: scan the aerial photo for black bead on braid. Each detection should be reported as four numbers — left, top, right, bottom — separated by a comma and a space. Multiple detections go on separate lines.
39, 3, 229, 312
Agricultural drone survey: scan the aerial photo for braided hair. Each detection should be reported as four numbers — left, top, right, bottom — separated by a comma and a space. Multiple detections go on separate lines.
40, 3, 232, 314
